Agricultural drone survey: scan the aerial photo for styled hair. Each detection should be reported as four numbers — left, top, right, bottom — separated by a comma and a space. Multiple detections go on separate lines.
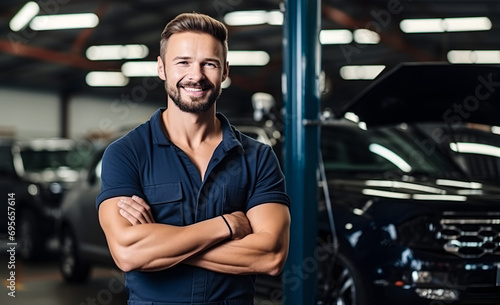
160, 12, 228, 61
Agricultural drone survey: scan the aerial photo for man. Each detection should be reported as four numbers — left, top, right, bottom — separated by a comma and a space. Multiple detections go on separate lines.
97, 12, 291, 305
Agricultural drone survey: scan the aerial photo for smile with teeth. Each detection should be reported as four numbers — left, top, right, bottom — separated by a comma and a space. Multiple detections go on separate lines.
184, 87, 204, 92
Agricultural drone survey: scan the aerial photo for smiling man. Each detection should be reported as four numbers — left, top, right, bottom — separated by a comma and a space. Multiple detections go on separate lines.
96, 12, 291, 305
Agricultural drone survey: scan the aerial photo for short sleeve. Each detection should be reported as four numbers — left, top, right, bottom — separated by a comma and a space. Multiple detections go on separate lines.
246, 145, 290, 211
95, 139, 145, 209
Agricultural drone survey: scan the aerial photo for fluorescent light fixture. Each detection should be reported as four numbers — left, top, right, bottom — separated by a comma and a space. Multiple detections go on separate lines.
121, 61, 158, 77
267, 11, 284, 25
362, 189, 411, 199
9, 1, 40, 32
365, 180, 445, 194
492, 126, 500, 135
400, 17, 491, 33
412, 194, 467, 202
30, 13, 99, 30
86, 44, 149, 61
320, 29, 352, 44
227, 51, 270, 66
86, 71, 129, 87
400, 18, 443, 33
340, 65, 385, 80
444, 17, 492, 32
369, 143, 412, 172
450, 142, 500, 158
353, 29, 380, 44
224, 10, 283, 26
436, 179, 482, 189
447, 50, 500, 64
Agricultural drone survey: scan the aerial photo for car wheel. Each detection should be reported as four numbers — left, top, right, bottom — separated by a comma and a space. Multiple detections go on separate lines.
316, 246, 370, 305
19, 209, 45, 260
59, 227, 91, 283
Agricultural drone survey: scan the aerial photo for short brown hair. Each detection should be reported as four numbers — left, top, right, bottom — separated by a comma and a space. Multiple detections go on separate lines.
160, 12, 228, 61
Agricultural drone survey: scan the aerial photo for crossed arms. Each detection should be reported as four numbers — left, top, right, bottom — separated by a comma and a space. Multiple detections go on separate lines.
98, 195, 290, 276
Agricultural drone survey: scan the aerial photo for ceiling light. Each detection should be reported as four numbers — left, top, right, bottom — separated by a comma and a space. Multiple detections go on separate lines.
400, 18, 443, 33
362, 189, 411, 199
444, 17, 492, 32
436, 179, 482, 189
400, 17, 491, 33
9, 1, 40, 32
227, 51, 270, 66
447, 50, 500, 64
369, 143, 412, 172
353, 29, 380, 44
30, 13, 99, 30
86, 44, 149, 61
121, 61, 158, 77
320, 29, 352, 44
412, 194, 467, 201
450, 142, 500, 157
86, 72, 129, 87
267, 11, 284, 25
340, 65, 385, 80
223, 10, 283, 26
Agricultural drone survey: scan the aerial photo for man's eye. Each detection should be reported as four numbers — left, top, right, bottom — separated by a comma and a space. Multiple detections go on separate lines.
204, 63, 217, 68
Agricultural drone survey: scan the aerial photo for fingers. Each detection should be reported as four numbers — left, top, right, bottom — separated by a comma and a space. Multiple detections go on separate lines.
117, 196, 155, 225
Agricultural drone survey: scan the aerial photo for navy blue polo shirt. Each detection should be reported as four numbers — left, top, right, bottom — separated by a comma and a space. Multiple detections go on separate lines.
96, 108, 290, 305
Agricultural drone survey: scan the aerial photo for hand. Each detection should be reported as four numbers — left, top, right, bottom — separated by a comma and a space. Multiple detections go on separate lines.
224, 211, 251, 240
117, 195, 155, 225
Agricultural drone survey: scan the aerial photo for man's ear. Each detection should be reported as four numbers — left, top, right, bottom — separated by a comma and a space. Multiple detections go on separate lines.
157, 56, 166, 80
222, 60, 229, 82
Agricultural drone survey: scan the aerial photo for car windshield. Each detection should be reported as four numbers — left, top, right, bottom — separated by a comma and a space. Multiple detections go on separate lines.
321, 123, 464, 179
20, 149, 88, 172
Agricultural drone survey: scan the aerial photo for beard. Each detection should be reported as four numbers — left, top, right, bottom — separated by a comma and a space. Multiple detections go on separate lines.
166, 79, 221, 114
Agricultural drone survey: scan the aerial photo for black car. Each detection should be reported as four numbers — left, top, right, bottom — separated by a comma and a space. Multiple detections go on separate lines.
313, 63, 500, 305
0, 137, 92, 259
57, 64, 500, 304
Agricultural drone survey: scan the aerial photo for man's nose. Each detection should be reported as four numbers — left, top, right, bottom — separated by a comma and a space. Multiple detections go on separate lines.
187, 64, 205, 81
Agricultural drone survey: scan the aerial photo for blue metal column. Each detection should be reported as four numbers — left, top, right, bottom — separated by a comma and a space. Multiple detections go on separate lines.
282, 0, 321, 304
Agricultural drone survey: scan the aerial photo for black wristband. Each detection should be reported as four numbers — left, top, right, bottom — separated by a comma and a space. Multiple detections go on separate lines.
220, 215, 233, 239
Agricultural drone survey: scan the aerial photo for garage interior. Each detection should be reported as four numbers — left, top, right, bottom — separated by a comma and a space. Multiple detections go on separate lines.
2, 0, 500, 304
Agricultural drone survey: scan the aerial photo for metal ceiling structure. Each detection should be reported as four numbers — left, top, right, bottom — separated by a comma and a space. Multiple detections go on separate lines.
2, 0, 500, 115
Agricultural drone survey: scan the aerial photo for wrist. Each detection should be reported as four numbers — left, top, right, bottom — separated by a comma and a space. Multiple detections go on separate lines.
220, 215, 233, 239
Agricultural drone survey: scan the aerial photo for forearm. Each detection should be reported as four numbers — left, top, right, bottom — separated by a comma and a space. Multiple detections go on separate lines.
118, 220, 229, 271
185, 228, 289, 276
99, 198, 230, 272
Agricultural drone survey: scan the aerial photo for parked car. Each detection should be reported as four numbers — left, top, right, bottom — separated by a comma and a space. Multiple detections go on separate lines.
57, 64, 500, 305
0, 137, 92, 259
314, 63, 500, 305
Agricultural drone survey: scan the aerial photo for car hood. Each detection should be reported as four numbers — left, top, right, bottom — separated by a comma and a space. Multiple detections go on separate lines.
338, 63, 500, 127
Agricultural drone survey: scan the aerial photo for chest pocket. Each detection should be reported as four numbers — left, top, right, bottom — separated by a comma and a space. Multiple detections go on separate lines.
143, 182, 184, 225
222, 185, 248, 214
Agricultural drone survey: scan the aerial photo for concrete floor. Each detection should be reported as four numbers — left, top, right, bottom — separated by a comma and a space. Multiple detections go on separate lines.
0, 241, 280, 305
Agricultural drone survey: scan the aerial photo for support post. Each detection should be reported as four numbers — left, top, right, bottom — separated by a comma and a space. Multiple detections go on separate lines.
282, 0, 321, 304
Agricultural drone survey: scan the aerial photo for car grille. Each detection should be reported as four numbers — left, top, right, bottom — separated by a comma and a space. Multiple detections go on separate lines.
437, 218, 500, 258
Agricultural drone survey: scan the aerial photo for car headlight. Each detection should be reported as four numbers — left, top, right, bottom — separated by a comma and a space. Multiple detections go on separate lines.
28, 184, 39, 196
49, 182, 63, 195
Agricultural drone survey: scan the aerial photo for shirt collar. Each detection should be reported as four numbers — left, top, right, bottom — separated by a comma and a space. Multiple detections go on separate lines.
150, 108, 244, 153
